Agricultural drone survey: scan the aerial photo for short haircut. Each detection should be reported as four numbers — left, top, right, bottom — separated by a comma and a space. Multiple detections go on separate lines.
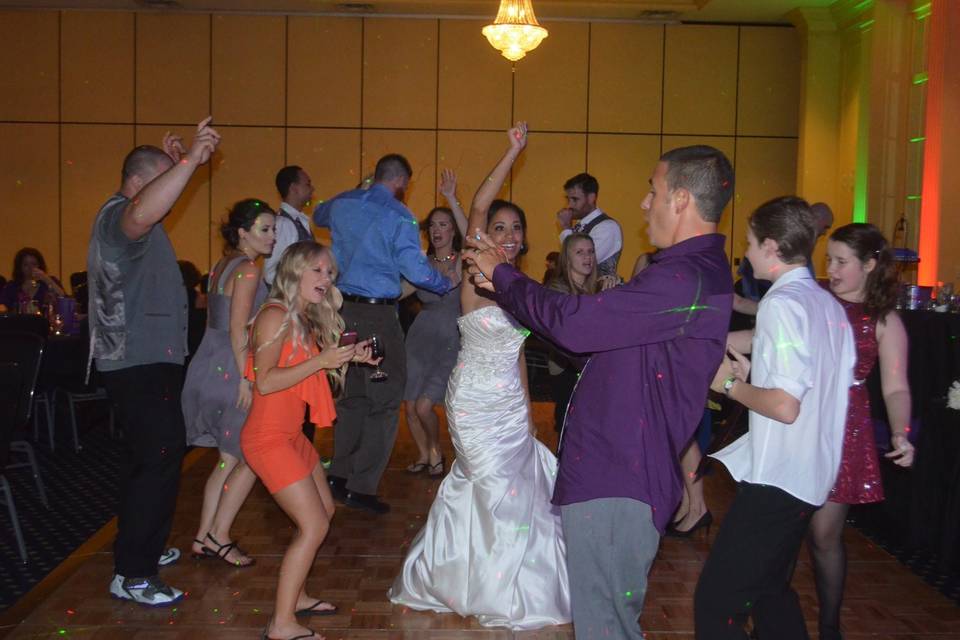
659, 145, 734, 223
748, 196, 816, 265
564, 173, 599, 196
276, 165, 304, 199
121, 145, 170, 183
374, 154, 413, 183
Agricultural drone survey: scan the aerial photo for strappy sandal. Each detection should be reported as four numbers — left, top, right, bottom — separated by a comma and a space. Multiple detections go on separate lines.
406, 461, 429, 474
203, 532, 256, 568
190, 538, 213, 560
427, 456, 446, 477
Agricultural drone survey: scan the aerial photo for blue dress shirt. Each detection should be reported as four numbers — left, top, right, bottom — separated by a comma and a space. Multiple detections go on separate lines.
313, 183, 450, 299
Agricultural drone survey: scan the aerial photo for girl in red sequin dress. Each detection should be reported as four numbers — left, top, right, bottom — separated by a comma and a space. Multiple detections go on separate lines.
242, 241, 377, 640
811, 223, 915, 640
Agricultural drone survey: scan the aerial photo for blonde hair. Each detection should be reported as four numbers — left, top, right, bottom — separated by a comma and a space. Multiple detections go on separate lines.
252, 241, 347, 394
550, 233, 598, 295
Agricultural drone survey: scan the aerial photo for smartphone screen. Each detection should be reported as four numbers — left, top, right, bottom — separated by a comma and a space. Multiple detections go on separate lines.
338, 331, 358, 347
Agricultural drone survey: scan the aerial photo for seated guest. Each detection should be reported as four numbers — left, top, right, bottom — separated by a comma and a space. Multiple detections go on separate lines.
697, 196, 856, 640
1, 247, 65, 313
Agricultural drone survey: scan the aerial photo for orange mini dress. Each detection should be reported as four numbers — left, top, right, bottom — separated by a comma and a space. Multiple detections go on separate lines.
240, 319, 337, 494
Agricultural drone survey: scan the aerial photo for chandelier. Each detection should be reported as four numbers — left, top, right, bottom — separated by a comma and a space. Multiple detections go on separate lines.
482, 0, 549, 62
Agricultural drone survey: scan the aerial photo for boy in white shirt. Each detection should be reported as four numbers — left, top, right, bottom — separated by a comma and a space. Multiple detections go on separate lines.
695, 196, 856, 640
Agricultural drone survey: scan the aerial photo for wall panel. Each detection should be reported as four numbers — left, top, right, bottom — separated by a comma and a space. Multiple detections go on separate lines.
136, 14, 211, 125
0, 11, 59, 122
514, 22, 589, 132
61, 12, 134, 123
363, 19, 438, 129
438, 20, 512, 131
287, 17, 362, 128
212, 15, 286, 126
663, 25, 738, 135
361, 129, 438, 219
589, 24, 663, 134
738, 26, 801, 137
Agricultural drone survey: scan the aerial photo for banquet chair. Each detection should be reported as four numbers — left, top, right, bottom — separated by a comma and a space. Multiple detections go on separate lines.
0, 362, 28, 563
0, 314, 56, 445
0, 333, 51, 563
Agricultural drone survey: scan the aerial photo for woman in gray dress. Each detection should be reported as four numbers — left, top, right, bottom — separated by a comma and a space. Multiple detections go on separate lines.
182, 199, 276, 566
403, 170, 467, 477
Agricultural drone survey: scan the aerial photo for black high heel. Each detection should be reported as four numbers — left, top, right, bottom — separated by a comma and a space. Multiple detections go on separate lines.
203, 532, 256, 567
665, 511, 713, 538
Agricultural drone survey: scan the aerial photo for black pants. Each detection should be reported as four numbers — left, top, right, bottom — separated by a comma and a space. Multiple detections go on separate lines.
101, 363, 186, 578
329, 301, 406, 496
695, 482, 815, 640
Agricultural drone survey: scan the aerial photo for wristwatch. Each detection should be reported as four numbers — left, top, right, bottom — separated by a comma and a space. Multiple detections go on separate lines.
722, 376, 737, 397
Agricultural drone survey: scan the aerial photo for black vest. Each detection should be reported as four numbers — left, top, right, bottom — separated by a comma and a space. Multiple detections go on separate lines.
577, 213, 621, 277
278, 210, 313, 242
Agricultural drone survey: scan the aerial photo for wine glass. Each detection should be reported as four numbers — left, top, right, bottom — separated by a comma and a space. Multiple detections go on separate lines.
369, 334, 388, 382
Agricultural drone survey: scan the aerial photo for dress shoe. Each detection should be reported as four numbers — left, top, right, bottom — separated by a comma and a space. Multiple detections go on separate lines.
327, 475, 347, 503
665, 510, 713, 538
344, 491, 390, 514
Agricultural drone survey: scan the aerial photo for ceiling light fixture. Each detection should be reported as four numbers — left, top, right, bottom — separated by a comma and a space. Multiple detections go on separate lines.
482, 0, 548, 62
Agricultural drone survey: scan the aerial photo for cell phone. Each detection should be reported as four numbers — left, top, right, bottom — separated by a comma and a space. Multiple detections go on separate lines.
338, 331, 358, 347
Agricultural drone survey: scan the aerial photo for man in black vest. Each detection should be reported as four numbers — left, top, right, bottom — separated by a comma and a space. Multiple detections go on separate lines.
556, 173, 623, 277
265, 165, 315, 286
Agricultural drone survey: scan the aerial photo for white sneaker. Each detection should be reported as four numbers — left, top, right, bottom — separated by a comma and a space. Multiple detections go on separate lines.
157, 547, 181, 567
109, 574, 184, 607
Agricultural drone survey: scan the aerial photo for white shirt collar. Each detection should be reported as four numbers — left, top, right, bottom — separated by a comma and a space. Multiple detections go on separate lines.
578, 208, 603, 225
767, 264, 813, 293
279, 202, 309, 223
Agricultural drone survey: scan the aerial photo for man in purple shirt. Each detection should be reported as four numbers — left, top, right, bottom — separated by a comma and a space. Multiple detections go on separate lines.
467, 146, 734, 639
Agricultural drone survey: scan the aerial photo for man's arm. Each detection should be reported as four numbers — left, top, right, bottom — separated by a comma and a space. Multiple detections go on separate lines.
263, 216, 297, 286
491, 262, 727, 355
120, 117, 219, 241
591, 219, 622, 264
394, 214, 450, 294
312, 198, 333, 228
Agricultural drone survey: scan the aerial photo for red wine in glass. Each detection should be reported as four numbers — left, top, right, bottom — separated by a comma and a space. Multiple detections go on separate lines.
369, 334, 387, 382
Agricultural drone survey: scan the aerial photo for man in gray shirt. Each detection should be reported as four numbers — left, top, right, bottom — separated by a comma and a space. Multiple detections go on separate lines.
87, 117, 220, 606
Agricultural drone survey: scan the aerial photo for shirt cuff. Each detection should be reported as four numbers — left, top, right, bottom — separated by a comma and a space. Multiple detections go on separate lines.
766, 372, 810, 404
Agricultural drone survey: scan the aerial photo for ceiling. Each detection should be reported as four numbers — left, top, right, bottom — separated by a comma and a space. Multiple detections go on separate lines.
0, 0, 837, 24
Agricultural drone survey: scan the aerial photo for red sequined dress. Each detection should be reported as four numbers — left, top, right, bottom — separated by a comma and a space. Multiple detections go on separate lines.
829, 298, 884, 504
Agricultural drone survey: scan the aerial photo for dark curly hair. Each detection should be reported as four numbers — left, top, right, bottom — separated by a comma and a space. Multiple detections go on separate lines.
829, 223, 897, 320
220, 199, 276, 251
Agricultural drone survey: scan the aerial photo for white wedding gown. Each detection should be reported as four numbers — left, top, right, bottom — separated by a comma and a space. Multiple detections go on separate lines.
388, 305, 571, 630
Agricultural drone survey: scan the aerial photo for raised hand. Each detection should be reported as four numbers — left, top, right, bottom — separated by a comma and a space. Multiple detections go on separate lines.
186, 116, 221, 166
439, 169, 458, 202
508, 121, 528, 152
556, 207, 575, 229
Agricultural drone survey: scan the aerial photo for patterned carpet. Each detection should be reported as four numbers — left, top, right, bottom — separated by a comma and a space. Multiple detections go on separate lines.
0, 412, 121, 612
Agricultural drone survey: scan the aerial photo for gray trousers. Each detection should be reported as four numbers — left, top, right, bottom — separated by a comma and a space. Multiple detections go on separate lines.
329, 301, 406, 495
561, 498, 660, 640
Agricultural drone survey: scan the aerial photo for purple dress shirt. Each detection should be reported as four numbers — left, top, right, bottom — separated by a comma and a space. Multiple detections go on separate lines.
491, 233, 733, 534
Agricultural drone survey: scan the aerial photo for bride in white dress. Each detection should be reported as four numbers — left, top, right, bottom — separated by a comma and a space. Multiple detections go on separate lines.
388, 124, 570, 630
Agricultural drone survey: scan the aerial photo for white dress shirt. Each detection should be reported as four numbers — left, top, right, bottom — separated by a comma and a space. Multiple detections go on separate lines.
711, 267, 856, 506
559, 208, 623, 265
264, 202, 314, 286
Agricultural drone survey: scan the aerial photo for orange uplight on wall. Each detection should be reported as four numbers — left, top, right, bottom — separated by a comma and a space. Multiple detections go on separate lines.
918, 0, 944, 286
482, 0, 548, 62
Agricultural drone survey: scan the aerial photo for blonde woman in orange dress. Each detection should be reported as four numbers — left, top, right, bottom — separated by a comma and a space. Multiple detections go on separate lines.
241, 241, 378, 640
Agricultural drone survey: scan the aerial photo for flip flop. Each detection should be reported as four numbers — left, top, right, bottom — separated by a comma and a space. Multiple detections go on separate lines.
262, 628, 319, 640
295, 600, 338, 616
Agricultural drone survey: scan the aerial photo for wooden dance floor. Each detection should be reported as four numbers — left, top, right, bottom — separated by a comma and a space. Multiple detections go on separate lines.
1, 403, 958, 639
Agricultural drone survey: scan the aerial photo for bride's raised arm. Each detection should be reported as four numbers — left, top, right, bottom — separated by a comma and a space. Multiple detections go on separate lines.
461, 123, 528, 312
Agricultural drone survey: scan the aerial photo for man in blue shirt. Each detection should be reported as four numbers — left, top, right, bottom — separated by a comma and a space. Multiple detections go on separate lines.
314, 154, 451, 514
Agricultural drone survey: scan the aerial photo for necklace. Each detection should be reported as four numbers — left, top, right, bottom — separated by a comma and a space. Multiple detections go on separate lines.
432, 252, 457, 263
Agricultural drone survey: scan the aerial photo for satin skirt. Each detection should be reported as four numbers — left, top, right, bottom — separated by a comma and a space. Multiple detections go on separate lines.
389, 308, 570, 629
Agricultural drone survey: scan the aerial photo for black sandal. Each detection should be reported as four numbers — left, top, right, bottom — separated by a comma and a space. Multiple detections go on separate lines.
427, 456, 446, 477
203, 532, 256, 568
190, 538, 213, 560
295, 600, 338, 616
